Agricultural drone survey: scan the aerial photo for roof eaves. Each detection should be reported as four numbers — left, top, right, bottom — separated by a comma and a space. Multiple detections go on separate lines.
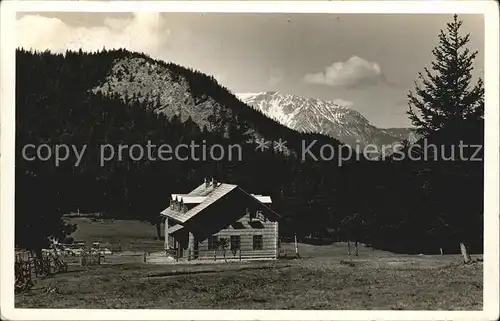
237, 187, 282, 219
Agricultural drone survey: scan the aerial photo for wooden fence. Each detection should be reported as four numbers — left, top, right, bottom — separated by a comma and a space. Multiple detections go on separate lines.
165, 238, 292, 262
79, 251, 103, 266
14, 250, 102, 292
15, 252, 68, 292
198, 249, 278, 261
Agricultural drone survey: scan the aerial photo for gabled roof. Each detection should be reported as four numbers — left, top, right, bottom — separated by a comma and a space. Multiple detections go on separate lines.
161, 182, 280, 223
169, 194, 272, 204
161, 183, 238, 223
187, 182, 218, 196
161, 207, 186, 223
171, 195, 207, 204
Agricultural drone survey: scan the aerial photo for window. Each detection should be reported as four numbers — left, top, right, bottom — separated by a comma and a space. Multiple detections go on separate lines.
253, 235, 263, 250
230, 236, 241, 251
208, 235, 218, 250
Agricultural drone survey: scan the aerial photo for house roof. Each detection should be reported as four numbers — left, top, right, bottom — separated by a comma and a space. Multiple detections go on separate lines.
253, 196, 272, 204
161, 183, 238, 223
161, 181, 280, 223
171, 195, 207, 204
187, 182, 218, 196
240, 188, 281, 219
161, 207, 186, 222
166, 224, 184, 234
170, 194, 271, 204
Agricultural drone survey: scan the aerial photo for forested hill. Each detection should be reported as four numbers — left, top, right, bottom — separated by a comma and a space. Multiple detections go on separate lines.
15, 48, 483, 256
65, 48, 348, 153
15, 48, 352, 250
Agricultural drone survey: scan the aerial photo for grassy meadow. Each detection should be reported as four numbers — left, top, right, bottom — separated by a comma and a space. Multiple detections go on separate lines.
15, 217, 483, 310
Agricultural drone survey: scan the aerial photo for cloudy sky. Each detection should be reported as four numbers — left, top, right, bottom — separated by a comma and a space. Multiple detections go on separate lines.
16, 12, 484, 128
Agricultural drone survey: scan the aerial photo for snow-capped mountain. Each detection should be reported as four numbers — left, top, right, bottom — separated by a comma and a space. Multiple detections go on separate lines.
236, 91, 416, 150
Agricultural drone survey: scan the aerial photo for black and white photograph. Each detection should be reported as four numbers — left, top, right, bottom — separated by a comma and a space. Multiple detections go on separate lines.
1, 1, 499, 320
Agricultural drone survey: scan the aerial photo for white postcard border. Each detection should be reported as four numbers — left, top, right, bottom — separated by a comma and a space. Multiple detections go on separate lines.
1, 1, 498, 320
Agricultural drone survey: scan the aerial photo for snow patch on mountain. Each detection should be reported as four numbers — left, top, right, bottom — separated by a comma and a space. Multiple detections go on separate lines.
236, 91, 416, 151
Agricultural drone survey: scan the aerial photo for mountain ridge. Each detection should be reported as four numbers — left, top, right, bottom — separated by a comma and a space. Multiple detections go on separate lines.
90, 51, 347, 156
236, 91, 417, 150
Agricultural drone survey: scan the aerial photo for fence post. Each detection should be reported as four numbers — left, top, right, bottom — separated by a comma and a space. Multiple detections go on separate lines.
294, 234, 300, 258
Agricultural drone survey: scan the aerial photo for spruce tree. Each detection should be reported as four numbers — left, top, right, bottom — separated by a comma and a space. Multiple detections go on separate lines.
407, 15, 484, 262
407, 14, 484, 137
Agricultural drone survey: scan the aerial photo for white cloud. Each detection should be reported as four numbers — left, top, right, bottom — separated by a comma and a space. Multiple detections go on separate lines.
16, 13, 166, 56
303, 56, 384, 88
267, 68, 284, 86
332, 99, 354, 108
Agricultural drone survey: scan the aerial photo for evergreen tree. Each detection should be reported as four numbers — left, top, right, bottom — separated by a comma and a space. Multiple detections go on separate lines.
406, 15, 484, 261
407, 14, 484, 137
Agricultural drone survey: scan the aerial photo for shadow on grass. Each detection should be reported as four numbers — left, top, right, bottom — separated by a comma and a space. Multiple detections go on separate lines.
278, 256, 301, 261
300, 238, 337, 246
146, 264, 292, 278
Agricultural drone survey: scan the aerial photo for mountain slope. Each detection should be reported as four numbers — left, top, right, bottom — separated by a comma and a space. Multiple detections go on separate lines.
237, 91, 416, 150
93, 56, 217, 127
383, 127, 419, 142
91, 53, 346, 154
